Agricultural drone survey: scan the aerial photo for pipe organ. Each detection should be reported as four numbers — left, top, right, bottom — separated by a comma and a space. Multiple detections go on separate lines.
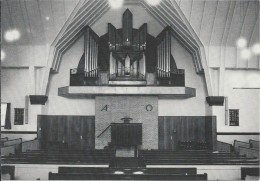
156, 28, 171, 78
70, 9, 184, 87
84, 26, 99, 77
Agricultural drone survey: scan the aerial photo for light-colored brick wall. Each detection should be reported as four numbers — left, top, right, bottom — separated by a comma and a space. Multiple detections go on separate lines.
95, 96, 158, 149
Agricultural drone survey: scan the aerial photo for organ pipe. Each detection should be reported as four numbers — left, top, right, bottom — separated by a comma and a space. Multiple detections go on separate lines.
84, 27, 99, 77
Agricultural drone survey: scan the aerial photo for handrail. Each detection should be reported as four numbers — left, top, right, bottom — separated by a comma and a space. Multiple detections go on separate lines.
97, 125, 111, 138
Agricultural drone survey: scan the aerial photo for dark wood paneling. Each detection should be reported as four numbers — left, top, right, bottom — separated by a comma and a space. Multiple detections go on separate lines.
158, 116, 217, 151
37, 115, 95, 150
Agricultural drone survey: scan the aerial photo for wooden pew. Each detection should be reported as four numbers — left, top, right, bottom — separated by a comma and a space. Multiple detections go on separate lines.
49, 172, 207, 180
217, 141, 233, 152
1, 145, 16, 156
241, 167, 260, 180
239, 146, 259, 159
1, 137, 8, 141
1, 165, 15, 180
249, 140, 260, 150
21, 139, 39, 152
234, 140, 250, 152
2, 149, 115, 164
58, 167, 197, 175
3, 138, 22, 152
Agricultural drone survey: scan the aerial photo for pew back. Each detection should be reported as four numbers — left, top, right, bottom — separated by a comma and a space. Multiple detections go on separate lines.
58, 167, 197, 175
239, 146, 259, 159
49, 172, 207, 180
241, 167, 260, 180
1, 137, 8, 141
1, 165, 15, 180
1, 145, 16, 156
249, 140, 260, 150
3, 138, 22, 147
217, 141, 233, 152
234, 140, 250, 152
21, 139, 40, 152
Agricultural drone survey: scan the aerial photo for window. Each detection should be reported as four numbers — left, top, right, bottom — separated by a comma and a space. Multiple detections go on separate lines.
14, 108, 24, 125
229, 109, 239, 126
1, 103, 11, 129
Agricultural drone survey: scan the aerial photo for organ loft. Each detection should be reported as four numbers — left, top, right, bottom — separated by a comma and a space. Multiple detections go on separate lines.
1, 1, 259, 180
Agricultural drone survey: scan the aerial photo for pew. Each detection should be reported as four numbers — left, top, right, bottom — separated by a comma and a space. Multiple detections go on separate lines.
21, 139, 39, 152
139, 150, 259, 165
2, 149, 115, 165
241, 167, 260, 180
1, 137, 8, 141
1, 165, 15, 180
234, 140, 250, 152
3, 138, 22, 152
249, 140, 260, 150
58, 167, 197, 175
239, 146, 259, 159
1, 145, 15, 156
49, 172, 207, 180
217, 141, 233, 152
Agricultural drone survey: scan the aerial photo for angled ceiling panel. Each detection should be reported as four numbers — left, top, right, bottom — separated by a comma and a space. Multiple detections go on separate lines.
179, 0, 193, 22
64, 0, 80, 20
221, 0, 236, 46
198, 0, 218, 45
189, 0, 205, 37
226, 0, 250, 46
210, 0, 231, 46
240, 1, 259, 44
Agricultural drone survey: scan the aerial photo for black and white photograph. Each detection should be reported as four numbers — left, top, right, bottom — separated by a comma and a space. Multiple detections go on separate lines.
1, 0, 260, 180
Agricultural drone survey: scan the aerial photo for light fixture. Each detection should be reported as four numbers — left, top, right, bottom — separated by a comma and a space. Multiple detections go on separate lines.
252, 43, 260, 55
240, 48, 252, 60
236, 37, 247, 48
133, 171, 144, 174
114, 171, 124, 174
4, 29, 21, 42
45, 16, 50, 21
12, 29, 21, 40
108, 0, 124, 9
1, 50, 6, 61
146, 0, 161, 6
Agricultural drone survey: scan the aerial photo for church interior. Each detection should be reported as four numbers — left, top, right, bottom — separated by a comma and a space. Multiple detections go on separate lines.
1, 0, 260, 180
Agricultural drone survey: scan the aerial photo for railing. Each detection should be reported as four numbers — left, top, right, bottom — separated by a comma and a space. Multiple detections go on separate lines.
97, 125, 111, 138
109, 71, 146, 81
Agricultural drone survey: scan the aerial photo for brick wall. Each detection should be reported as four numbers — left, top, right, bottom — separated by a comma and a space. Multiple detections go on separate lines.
95, 96, 158, 149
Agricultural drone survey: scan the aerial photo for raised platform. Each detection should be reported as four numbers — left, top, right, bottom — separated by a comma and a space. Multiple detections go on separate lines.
58, 86, 196, 98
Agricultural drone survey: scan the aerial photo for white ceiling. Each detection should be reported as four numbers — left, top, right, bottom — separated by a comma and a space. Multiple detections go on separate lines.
1, 0, 259, 47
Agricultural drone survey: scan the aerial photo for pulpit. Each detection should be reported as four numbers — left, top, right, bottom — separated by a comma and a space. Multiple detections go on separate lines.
111, 123, 142, 147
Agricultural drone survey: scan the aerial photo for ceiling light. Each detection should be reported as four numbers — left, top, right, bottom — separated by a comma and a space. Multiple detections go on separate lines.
45, 16, 50, 21
1, 50, 6, 61
133, 171, 144, 174
236, 37, 247, 48
252, 43, 260, 55
5, 31, 15, 42
12, 29, 21, 40
109, 0, 124, 9
146, 0, 161, 6
4, 29, 21, 42
114, 171, 124, 174
240, 49, 252, 60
